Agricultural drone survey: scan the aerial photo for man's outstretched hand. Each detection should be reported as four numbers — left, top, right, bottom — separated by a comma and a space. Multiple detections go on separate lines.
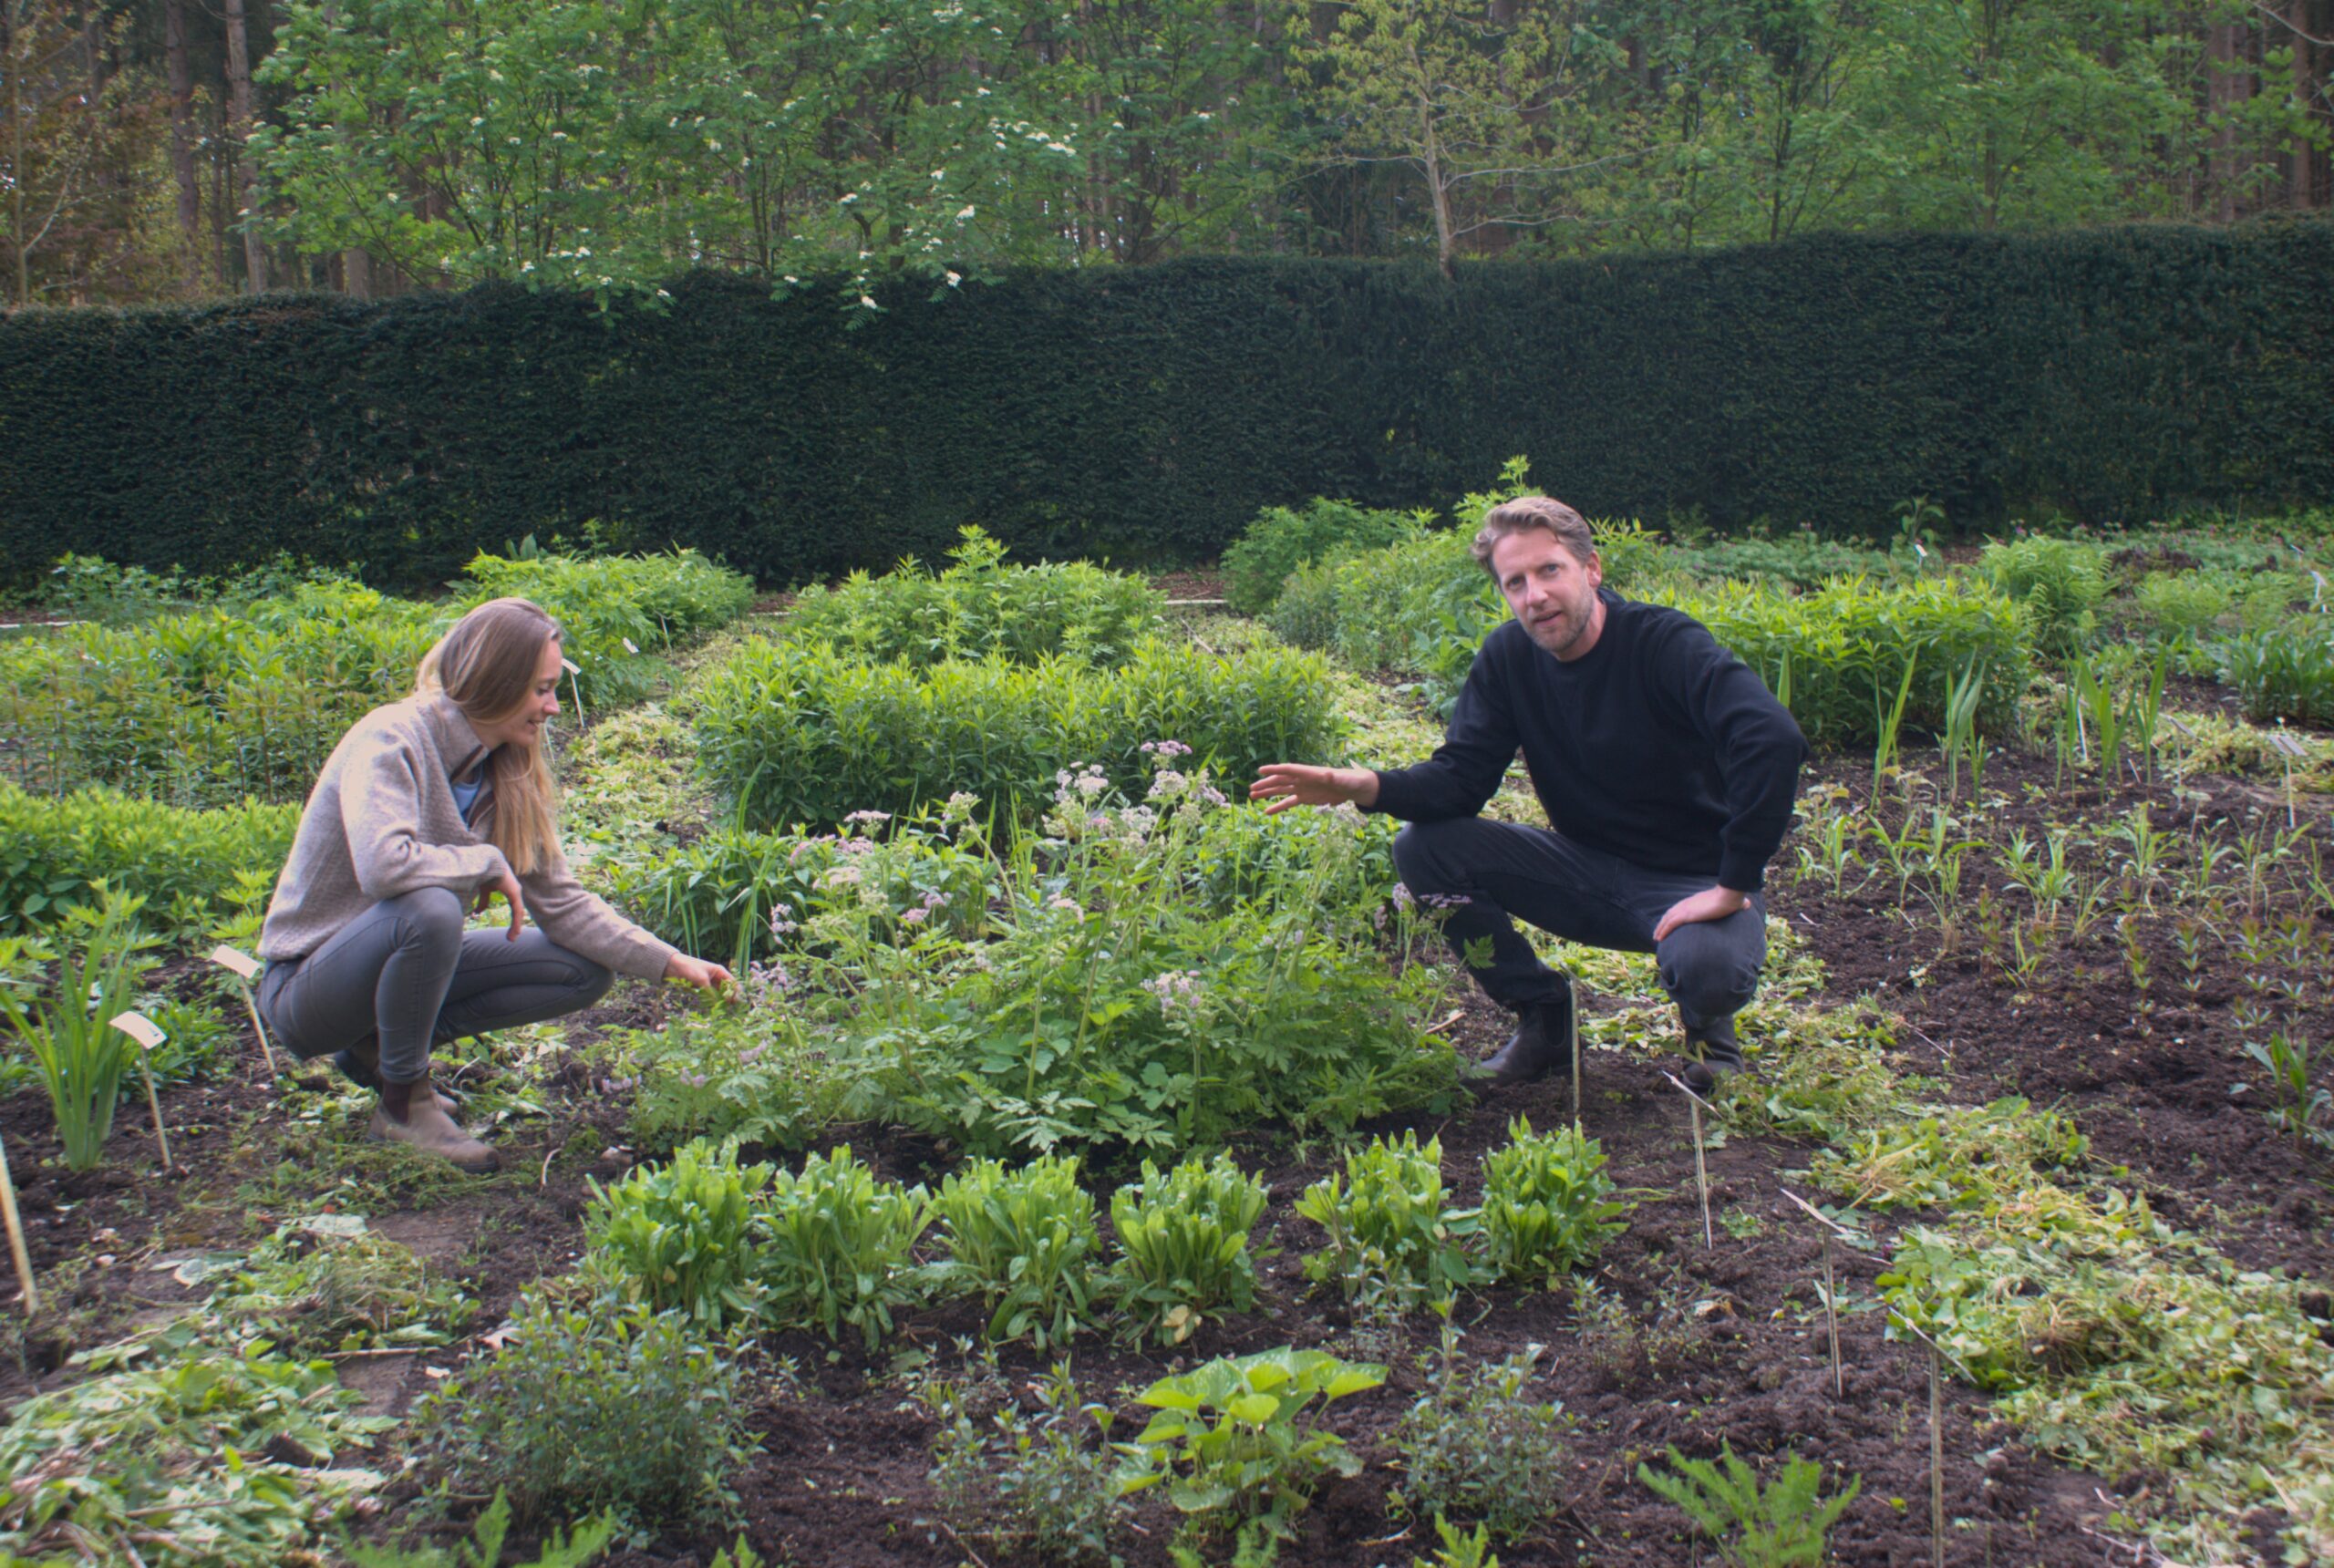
1652, 885, 1750, 942
1250, 763, 1379, 814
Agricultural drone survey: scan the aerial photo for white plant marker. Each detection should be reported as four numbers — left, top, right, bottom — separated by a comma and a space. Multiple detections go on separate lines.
1781, 1187, 1851, 1397
1570, 974, 1585, 1134
0, 1129, 36, 1315
207, 944, 278, 1074
621, 637, 639, 655
561, 655, 585, 729
108, 1011, 174, 1170
2271, 728, 2307, 830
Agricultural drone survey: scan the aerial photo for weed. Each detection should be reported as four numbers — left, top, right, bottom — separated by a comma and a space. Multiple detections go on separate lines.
210, 1220, 475, 1354
927, 1364, 1126, 1563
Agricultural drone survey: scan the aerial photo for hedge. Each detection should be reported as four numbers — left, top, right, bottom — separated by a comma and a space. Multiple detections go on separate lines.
4, 223, 2329, 588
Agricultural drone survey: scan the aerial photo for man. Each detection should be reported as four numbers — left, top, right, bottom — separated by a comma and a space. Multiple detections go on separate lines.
1251, 496, 1806, 1093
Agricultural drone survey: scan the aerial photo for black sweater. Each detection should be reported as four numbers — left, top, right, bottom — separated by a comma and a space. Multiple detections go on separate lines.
1369, 590, 1807, 892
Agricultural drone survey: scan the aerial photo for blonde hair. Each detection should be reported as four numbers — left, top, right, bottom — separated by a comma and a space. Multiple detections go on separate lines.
414, 597, 563, 876
1470, 495, 1598, 577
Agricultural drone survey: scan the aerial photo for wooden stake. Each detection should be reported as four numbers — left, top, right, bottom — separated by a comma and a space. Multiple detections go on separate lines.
208, 945, 278, 1075
562, 656, 586, 730
1930, 1341, 1946, 1568
1569, 977, 1584, 1134
109, 1013, 175, 1171
0, 1129, 37, 1316
1689, 1097, 1712, 1249
1781, 1188, 1854, 1397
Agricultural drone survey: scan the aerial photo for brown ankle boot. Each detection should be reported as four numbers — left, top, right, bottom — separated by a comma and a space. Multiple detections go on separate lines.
336, 1037, 460, 1112
369, 1074, 500, 1173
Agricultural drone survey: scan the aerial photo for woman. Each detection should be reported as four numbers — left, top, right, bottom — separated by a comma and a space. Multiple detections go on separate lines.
256, 597, 731, 1172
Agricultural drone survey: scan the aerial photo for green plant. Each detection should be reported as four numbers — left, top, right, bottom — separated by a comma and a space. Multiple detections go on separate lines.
584, 1139, 772, 1328
757, 1145, 932, 1350
1982, 534, 2105, 657
0, 782, 298, 936
417, 1289, 756, 1529
0, 886, 160, 1169
1478, 1117, 1631, 1287
1222, 499, 1420, 615
1812, 1097, 2086, 1210
1389, 1308, 1572, 1542
2216, 624, 2334, 726
1296, 1132, 1486, 1311
934, 1153, 1101, 1347
927, 1364, 1126, 1563
347, 1490, 614, 1568
1117, 1346, 1387, 1548
2245, 1030, 2329, 1150
211, 1220, 477, 1354
1109, 1151, 1272, 1345
1636, 1445, 1860, 1567
1411, 1515, 1500, 1568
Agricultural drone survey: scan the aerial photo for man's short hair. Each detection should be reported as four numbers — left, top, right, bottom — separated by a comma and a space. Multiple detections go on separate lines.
1470, 495, 1598, 577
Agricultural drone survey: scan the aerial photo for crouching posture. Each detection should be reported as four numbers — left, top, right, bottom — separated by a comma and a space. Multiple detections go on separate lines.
257, 598, 731, 1171
1253, 496, 1805, 1094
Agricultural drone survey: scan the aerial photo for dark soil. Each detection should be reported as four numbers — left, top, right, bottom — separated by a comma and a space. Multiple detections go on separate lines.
6, 724, 2329, 1567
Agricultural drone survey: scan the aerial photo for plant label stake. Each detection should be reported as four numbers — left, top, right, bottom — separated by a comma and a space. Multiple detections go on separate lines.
207, 944, 278, 1075
622, 637, 640, 655
1930, 1340, 1945, 1568
108, 1011, 174, 1171
0, 1130, 36, 1316
562, 656, 585, 729
1781, 1188, 1847, 1397
1662, 1070, 1716, 1248
2272, 729, 2306, 830
1570, 974, 1585, 1134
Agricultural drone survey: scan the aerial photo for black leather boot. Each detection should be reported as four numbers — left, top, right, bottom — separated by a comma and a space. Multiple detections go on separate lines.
1472, 984, 1575, 1087
1680, 1012, 1746, 1095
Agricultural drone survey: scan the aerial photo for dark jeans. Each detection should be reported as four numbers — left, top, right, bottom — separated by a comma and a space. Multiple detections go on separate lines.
1391, 818, 1765, 1028
259, 888, 612, 1084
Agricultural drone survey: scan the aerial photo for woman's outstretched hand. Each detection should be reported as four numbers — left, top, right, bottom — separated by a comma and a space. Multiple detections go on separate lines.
665, 953, 735, 994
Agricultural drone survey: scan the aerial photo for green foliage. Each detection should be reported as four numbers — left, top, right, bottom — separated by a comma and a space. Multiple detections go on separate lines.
927, 1365, 1127, 1564
211, 1221, 477, 1355
0, 781, 296, 935
1635, 1445, 1860, 1567
604, 998, 865, 1153
1412, 1516, 1499, 1568
1108, 1152, 1272, 1345
1982, 535, 2108, 656
1295, 1132, 1486, 1311
0, 887, 158, 1170
1812, 1096, 2087, 1210
0, 1321, 395, 1564
756, 1146, 932, 1351
417, 1289, 756, 1529
461, 547, 754, 705
782, 528, 1166, 667
1668, 533, 1901, 591
346, 1490, 614, 1568
584, 1139, 773, 1328
2131, 571, 2232, 644
1118, 1346, 1387, 1543
2215, 623, 2334, 725
1222, 499, 1420, 615
1477, 1117, 1632, 1287
1389, 1320, 1572, 1542
691, 634, 1345, 832
933, 1153, 1100, 1348
18, 234, 2332, 590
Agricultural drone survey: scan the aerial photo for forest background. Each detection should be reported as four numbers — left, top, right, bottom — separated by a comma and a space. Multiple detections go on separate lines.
5, 0, 2331, 311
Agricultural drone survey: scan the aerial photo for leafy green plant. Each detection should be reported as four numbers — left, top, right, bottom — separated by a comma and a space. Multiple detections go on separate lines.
926, 1364, 1126, 1563
1109, 1152, 1271, 1344
1118, 1346, 1387, 1548
0, 886, 160, 1169
584, 1139, 772, 1327
1812, 1097, 2086, 1210
210, 1220, 476, 1354
417, 1289, 756, 1529
1982, 534, 2105, 657
2215, 624, 2334, 725
0, 782, 297, 936
1222, 499, 1420, 614
461, 546, 754, 706
756, 1145, 932, 1350
1389, 1309, 1572, 1542
1296, 1132, 1485, 1311
1478, 1117, 1631, 1287
347, 1490, 614, 1568
1636, 1445, 1860, 1567
2244, 1030, 2330, 1150
1411, 1515, 1500, 1568
934, 1153, 1101, 1347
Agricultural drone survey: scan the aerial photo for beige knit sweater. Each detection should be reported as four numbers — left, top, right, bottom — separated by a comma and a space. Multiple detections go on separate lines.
258, 691, 677, 980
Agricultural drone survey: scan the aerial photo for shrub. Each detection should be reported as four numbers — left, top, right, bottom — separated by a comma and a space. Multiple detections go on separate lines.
692, 634, 1344, 831
1221, 499, 1420, 615
1478, 1118, 1631, 1287
756, 1145, 932, 1351
1117, 1347, 1387, 1548
2131, 571, 2232, 644
933, 1153, 1101, 1348
1981, 535, 2107, 656
418, 1290, 756, 1529
1296, 1132, 1486, 1312
584, 1139, 773, 1328
781, 526, 1164, 667
0, 782, 296, 935
460, 547, 754, 706
1109, 1152, 1272, 1345
1390, 1333, 1572, 1542
927, 1365, 1126, 1563
2215, 623, 2334, 725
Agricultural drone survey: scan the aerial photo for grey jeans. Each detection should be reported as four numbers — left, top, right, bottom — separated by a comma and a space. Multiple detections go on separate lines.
259, 887, 613, 1084
1391, 818, 1766, 1027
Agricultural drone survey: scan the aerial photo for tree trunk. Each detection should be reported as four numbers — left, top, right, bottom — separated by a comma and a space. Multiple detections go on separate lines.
2294, 1, 2319, 209
165, 0, 202, 289
224, 0, 267, 293
2207, 19, 2246, 222
7, 0, 26, 307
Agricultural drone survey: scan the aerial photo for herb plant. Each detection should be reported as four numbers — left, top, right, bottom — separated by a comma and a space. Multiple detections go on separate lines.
756, 1145, 932, 1350
1109, 1151, 1271, 1344
927, 1364, 1125, 1563
1296, 1132, 1485, 1311
1478, 1117, 1631, 1287
1389, 1310, 1572, 1542
0, 886, 160, 1169
584, 1139, 772, 1328
1636, 1445, 1860, 1567
933, 1152, 1100, 1348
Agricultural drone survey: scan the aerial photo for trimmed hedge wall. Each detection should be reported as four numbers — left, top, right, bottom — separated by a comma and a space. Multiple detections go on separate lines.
5, 223, 2329, 587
